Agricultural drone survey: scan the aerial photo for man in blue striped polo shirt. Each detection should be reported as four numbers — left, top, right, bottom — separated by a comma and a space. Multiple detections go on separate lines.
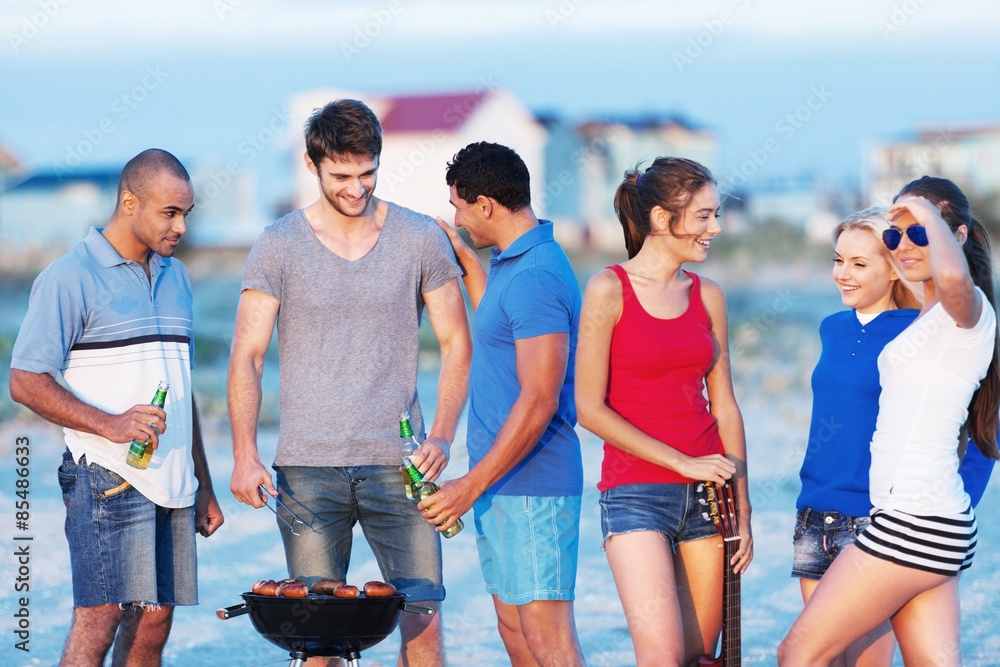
10, 149, 223, 667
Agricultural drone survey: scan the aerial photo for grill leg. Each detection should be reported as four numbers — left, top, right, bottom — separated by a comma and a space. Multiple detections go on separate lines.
286, 649, 362, 666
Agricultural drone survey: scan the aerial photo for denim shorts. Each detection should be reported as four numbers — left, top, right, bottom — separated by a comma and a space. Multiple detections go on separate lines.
275, 465, 444, 602
599, 482, 718, 550
791, 508, 871, 580
58, 450, 197, 608
473, 494, 581, 606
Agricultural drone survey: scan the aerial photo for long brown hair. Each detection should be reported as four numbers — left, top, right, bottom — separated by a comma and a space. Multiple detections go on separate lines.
833, 206, 922, 311
896, 176, 1000, 459
613, 157, 715, 259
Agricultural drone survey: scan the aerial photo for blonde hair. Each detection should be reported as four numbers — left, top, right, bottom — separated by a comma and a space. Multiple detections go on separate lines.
833, 206, 922, 311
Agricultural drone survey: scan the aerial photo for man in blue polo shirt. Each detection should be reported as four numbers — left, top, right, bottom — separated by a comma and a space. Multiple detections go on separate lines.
426, 142, 585, 666
10, 149, 223, 666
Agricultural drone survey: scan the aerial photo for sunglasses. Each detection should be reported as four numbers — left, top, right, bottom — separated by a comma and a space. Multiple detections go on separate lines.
882, 225, 928, 250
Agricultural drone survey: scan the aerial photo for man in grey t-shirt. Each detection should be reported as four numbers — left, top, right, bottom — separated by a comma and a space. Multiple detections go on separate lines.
227, 99, 471, 667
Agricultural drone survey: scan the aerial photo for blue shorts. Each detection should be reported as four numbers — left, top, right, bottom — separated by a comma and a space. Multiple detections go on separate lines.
275, 465, 444, 602
473, 494, 581, 606
791, 508, 871, 580
58, 451, 197, 608
599, 482, 718, 550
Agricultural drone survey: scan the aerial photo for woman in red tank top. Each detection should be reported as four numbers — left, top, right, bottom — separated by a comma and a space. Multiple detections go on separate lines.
576, 157, 753, 666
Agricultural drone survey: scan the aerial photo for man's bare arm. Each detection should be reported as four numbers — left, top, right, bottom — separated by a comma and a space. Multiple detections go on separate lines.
10, 369, 165, 447
227, 289, 280, 507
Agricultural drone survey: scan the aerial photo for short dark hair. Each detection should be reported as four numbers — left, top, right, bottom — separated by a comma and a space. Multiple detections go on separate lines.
305, 99, 382, 166
445, 142, 531, 213
118, 148, 189, 201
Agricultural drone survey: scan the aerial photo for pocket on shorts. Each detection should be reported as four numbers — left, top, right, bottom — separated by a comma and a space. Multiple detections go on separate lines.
57, 466, 77, 508
792, 509, 808, 542
94, 464, 132, 499
92, 465, 145, 526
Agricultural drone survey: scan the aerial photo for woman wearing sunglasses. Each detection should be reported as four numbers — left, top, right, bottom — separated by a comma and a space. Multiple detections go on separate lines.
780, 177, 1000, 666
791, 205, 994, 666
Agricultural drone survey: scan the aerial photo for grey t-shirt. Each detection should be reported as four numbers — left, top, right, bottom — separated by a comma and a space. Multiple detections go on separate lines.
241, 202, 462, 466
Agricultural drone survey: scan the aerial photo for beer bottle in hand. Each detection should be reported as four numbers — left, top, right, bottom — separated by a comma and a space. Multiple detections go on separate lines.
399, 410, 422, 500
125, 381, 169, 469
401, 455, 464, 538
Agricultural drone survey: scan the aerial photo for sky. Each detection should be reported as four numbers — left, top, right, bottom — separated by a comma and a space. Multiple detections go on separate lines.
1, 0, 999, 207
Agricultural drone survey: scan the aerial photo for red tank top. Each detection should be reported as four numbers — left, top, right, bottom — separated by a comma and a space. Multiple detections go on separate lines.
598, 265, 724, 490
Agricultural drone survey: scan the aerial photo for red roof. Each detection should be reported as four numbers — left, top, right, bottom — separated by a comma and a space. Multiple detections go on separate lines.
380, 92, 488, 133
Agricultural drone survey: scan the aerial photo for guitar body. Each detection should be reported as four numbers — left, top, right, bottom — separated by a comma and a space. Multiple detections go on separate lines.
699, 481, 742, 667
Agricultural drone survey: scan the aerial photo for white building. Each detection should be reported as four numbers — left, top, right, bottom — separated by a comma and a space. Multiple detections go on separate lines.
0, 161, 267, 262
0, 167, 119, 267
867, 125, 1000, 206
572, 116, 719, 250
289, 88, 547, 222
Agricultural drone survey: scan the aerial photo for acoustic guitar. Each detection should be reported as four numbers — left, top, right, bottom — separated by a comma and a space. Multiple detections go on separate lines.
698, 481, 741, 667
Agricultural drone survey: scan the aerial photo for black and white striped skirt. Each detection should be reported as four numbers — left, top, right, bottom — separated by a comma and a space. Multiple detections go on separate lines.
854, 507, 977, 576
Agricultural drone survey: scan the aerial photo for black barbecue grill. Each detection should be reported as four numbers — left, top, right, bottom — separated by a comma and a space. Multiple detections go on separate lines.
218, 591, 434, 666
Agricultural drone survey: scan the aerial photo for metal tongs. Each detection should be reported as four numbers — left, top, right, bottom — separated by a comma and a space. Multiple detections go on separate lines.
258, 484, 309, 536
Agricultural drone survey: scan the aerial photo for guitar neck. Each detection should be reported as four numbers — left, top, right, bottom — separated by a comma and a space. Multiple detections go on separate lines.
721, 537, 742, 667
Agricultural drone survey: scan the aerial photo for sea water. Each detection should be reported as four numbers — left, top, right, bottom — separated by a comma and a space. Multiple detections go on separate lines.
1, 277, 998, 666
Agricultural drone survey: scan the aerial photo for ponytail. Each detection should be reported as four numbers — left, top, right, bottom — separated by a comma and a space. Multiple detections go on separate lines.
963, 215, 1000, 459
897, 176, 1000, 458
613, 169, 645, 259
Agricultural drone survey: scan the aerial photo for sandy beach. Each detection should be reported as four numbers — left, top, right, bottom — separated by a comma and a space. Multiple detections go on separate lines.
1, 255, 999, 665
1, 395, 998, 666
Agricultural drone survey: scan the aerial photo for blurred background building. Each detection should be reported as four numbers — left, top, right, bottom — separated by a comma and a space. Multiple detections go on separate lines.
867, 126, 1000, 235
2, 92, 998, 265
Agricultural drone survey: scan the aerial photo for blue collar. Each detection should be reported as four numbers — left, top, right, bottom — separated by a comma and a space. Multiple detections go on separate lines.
881, 308, 918, 318
858, 308, 919, 321
490, 220, 554, 264
85, 227, 166, 270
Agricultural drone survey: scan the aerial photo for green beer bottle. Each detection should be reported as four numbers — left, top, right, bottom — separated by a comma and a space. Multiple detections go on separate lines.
399, 411, 421, 500
125, 380, 169, 470
401, 455, 463, 538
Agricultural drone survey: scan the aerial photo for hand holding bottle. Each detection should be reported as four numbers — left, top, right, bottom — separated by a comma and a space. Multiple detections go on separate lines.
126, 381, 169, 469
409, 435, 450, 482
402, 456, 464, 538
